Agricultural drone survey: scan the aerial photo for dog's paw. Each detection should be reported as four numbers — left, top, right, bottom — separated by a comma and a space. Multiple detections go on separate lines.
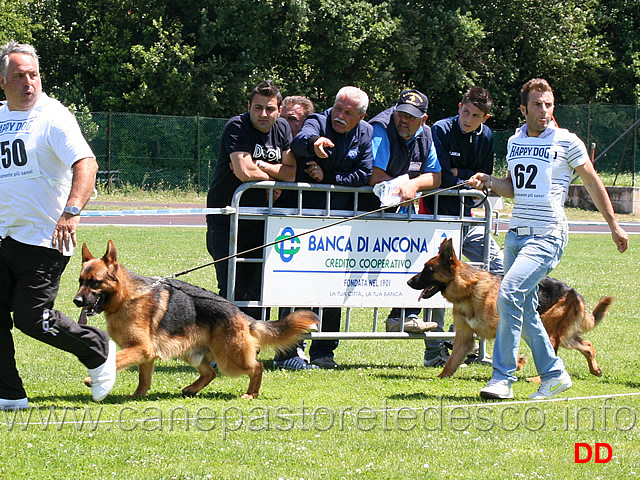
241, 393, 257, 400
181, 387, 198, 397
83, 376, 92, 388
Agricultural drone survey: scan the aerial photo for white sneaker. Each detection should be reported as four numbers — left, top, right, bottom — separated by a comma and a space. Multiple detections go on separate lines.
480, 378, 513, 399
529, 371, 572, 399
0, 397, 29, 410
296, 347, 310, 363
87, 340, 117, 401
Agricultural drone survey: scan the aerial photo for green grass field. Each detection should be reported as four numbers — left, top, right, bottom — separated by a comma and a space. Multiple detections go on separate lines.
2, 227, 640, 479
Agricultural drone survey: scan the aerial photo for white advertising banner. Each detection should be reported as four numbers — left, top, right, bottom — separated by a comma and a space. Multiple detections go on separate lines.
263, 216, 462, 308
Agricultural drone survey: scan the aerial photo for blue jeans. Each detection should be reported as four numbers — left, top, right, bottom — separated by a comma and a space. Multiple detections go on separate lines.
491, 231, 567, 383
462, 225, 505, 274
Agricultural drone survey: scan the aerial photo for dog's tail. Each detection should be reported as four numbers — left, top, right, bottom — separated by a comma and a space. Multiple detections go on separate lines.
592, 296, 615, 326
249, 310, 319, 352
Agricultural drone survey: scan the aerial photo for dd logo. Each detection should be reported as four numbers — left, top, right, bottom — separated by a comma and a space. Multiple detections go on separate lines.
574, 443, 613, 464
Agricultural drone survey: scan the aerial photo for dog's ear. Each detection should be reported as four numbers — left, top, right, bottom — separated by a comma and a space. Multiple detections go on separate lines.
81, 243, 94, 263
439, 238, 458, 265
438, 238, 449, 254
103, 239, 118, 265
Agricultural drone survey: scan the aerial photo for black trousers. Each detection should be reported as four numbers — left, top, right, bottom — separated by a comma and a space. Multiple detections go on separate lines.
274, 307, 341, 362
0, 237, 110, 399
308, 307, 341, 360
206, 219, 266, 320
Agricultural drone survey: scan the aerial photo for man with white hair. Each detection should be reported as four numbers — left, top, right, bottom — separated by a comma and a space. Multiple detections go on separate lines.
292, 86, 372, 206
291, 86, 373, 369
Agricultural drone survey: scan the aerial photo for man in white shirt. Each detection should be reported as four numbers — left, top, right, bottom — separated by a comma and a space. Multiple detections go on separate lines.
469, 78, 628, 400
0, 41, 116, 409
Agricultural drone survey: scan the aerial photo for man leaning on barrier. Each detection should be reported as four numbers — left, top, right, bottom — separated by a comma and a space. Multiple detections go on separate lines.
420, 86, 505, 368
290, 86, 373, 369
273, 95, 317, 371
206, 80, 296, 318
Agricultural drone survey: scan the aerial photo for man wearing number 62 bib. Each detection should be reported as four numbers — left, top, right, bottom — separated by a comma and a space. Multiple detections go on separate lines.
0, 41, 116, 408
469, 78, 628, 400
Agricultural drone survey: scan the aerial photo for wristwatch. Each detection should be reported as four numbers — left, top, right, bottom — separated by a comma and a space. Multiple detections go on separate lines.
63, 205, 82, 216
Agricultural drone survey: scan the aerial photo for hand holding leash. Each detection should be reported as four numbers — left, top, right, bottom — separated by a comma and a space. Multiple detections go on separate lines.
468, 173, 490, 190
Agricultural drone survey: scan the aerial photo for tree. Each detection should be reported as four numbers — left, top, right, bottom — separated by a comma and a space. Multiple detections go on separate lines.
22, 0, 637, 124
0, 0, 38, 45
469, 0, 609, 127
193, 0, 311, 116
592, 0, 640, 103
384, 1, 487, 121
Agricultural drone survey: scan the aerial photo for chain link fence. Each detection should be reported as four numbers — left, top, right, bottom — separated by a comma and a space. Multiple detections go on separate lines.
81, 112, 227, 192
79, 105, 640, 192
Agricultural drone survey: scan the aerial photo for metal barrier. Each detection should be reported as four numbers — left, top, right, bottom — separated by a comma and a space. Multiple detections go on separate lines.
219, 181, 496, 356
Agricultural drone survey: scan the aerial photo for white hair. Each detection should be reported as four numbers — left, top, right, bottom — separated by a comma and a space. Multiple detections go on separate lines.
334, 86, 369, 114
0, 41, 39, 80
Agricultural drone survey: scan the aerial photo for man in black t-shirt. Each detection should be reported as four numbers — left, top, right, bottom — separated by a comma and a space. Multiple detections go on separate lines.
206, 80, 296, 318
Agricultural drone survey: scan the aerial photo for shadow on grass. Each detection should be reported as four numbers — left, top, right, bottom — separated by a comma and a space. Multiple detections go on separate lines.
148, 363, 202, 374
369, 366, 492, 380
269, 362, 425, 372
599, 377, 640, 389
387, 392, 482, 402
28, 389, 237, 406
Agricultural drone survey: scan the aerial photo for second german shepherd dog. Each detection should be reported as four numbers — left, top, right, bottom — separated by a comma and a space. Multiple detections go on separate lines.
74, 240, 318, 399
407, 238, 614, 379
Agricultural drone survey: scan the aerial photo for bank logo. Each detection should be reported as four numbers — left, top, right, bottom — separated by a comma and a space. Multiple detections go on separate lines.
274, 227, 301, 262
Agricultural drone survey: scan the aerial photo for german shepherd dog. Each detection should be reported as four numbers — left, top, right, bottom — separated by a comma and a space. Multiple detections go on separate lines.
73, 240, 318, 399
407, 238, 613, 379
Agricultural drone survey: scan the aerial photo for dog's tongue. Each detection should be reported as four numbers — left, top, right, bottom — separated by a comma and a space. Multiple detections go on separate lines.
78, 309, 89, 325
418, 286, 438, 300
78, 305, 100, 324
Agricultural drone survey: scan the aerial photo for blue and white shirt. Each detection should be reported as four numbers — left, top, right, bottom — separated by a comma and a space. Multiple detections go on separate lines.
507, 123, 589, 236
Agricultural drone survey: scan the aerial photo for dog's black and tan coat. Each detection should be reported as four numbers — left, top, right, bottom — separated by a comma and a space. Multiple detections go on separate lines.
408, 238, 613, 379
74, 240, 318, 399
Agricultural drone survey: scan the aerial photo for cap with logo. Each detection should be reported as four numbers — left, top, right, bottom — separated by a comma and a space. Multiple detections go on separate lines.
395, 89, 428, 118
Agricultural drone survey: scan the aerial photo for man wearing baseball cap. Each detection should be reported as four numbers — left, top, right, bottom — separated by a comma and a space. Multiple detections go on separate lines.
367, 89, 442, 333
395, 89, 429, 117
368, 89, 440, 203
